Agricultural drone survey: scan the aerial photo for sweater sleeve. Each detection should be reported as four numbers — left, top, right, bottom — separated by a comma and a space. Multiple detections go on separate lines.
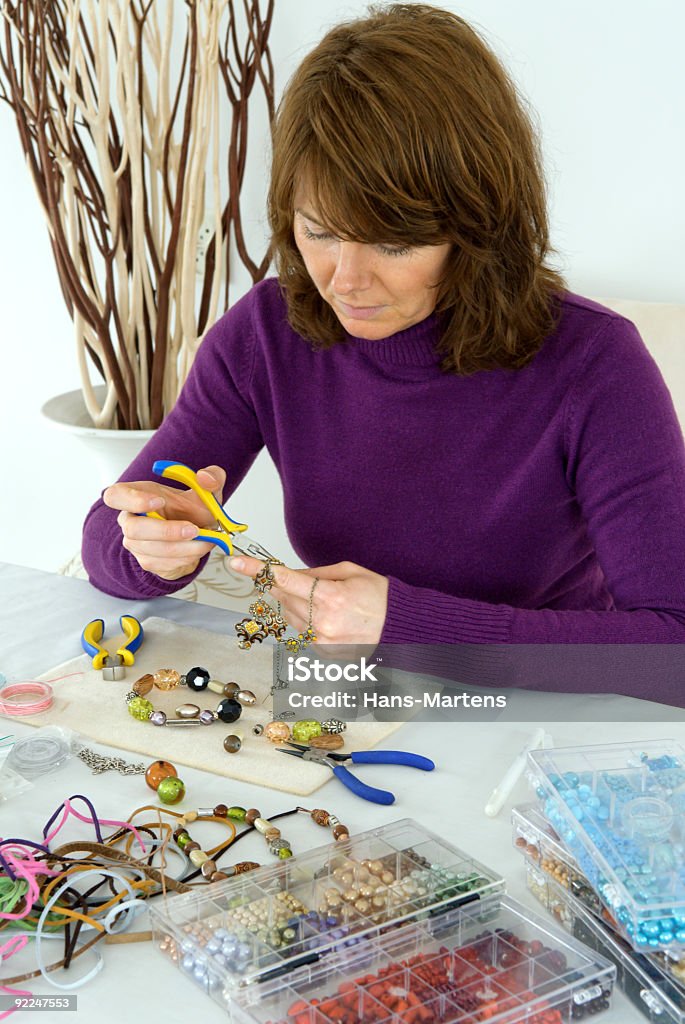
81, 292, 264, 598
381, 316, 685, 646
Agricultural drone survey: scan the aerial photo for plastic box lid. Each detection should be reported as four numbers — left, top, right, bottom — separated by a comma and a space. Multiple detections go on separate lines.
149, 818, 504, 996
527, 739, 685, 952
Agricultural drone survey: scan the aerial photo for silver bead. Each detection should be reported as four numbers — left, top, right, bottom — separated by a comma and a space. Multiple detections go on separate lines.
176, 703, 201, 719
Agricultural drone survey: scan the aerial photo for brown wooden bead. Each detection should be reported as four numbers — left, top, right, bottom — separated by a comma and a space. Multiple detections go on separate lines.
333, 825, 349, 840
213, 804, 228, 817
133, 673, 155, 696
201, 860, 218, 878
222, 681, 240, 697
311, 809, 330, 826
245, 808, 261, 825
184, 841, 201, 853
309, 733, 344, 751
211, 871, 229, 882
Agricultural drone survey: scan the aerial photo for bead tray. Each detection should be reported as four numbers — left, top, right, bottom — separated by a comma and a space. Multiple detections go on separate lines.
527, 739, 685, 952
511, 804, 604, 921
157, 891, 615, 1024
523, 862, 685, 1024
149, 819, 504, 1001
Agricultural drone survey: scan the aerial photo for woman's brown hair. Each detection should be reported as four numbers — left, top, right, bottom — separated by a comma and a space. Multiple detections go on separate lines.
268, 3, 566, 373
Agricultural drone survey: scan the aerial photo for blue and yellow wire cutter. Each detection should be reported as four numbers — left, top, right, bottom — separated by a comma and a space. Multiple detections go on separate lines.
144, 460, 272, 559
81, 615, 144, 680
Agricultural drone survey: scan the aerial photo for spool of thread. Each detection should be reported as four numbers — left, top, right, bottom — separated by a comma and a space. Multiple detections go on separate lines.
0, 682, 53, 717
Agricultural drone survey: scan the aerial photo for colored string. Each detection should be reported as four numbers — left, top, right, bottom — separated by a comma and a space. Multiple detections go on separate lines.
0, 935, 31, 1021
0, 673, 83, 718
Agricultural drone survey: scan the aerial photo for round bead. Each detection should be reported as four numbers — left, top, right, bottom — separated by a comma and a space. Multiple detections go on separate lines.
278, 848, 293, 859
227, 806, 247, 821
133, 673, 155, 696
245, 808, 261, 826
149, 710, 167, 727
292, 720, 323, 743
333, 825, 349, 841
184, 841, 200, 853
236, 689, 256, 706
223, 734, 242, 754
154, 668, 181, 691
199, 710, 215, 725
157, 777, 186, 805
216, 698, 242, 724
175, 703, 201, 719
128, 696, 154, 721
322, 719, 347, 735
222, 681, 241, 698
214, 804, 228, 817
145, 760, 178, 791
185, 667, 211, 692
264, 721, 291, 744
252, 724, 264, 736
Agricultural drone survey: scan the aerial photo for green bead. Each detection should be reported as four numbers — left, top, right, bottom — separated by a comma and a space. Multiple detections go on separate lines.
176, 832, 191, 849
127, 696, 154, 720
227, 806, 247, 821
157, 777, 186, 805
292, 719, 323, 743
278, 847, 293, 859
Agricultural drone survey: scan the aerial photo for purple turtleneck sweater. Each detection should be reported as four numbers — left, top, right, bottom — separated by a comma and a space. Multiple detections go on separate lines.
82, 279, 685, 659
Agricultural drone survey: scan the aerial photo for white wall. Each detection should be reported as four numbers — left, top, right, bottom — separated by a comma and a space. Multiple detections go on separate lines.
1, 0, 683, 573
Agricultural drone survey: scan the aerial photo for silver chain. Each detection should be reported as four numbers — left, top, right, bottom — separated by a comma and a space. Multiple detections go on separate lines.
76, 746, 146, 775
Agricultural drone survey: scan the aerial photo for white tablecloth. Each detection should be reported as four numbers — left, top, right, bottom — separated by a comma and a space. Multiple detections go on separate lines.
2, 562, 684, 1022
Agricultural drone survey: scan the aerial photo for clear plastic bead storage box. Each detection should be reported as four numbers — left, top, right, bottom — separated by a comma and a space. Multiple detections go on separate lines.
150, 815, 616, 1023
149, 819, 506, 1016
527, 739, 685, 952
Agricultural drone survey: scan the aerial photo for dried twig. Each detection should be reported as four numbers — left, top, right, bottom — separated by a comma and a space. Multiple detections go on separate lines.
0, 0, 275, 428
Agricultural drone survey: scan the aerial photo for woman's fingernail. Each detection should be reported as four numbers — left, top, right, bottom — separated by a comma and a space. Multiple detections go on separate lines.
182, 526, 197, 538
149, 497, 164, 509
230, 557, 245, 571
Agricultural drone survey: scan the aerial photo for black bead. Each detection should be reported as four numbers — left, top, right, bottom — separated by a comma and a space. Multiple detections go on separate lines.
186, 666, 210, 691
216, 698, 242, 723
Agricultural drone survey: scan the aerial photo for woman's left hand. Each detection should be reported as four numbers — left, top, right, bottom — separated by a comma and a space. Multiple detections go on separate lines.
229, 557, 389, 646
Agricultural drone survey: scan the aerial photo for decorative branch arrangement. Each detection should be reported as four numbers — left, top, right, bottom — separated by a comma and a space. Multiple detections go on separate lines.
0, 0, 275, 429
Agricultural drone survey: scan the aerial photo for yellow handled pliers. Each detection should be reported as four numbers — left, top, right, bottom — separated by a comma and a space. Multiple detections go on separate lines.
144, 460, 256, 558
81, 615, 144, 680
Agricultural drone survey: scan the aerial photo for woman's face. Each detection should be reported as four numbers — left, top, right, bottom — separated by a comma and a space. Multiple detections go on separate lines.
293, 191, 451, 340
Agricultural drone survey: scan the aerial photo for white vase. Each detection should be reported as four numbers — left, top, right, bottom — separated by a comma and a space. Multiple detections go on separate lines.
41, 386, 154, 491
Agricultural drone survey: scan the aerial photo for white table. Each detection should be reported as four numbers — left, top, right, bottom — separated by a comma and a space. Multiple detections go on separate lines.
2, 562, 684, 1023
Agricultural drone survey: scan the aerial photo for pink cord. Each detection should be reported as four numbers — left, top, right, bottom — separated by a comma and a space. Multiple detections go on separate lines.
43, 798, 147, 854
0, 672, 83, 717
0, 936, 31, 1021
0, 846, 57, 921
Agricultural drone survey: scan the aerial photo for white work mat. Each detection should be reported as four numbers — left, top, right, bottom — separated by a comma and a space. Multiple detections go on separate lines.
20, 617, 402, 796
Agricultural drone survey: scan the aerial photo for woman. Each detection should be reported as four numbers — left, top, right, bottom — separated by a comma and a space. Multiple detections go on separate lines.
83, 4, 685, 701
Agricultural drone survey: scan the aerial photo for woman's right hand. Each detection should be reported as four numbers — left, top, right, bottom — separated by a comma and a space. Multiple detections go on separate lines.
102, 465, 227, 581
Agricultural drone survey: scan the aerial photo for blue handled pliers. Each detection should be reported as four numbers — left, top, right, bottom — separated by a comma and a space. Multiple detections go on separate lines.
142, 460, 274, 559
276, 741, 435, 805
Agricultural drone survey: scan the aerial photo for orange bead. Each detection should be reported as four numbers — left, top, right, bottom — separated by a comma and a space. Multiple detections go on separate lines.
145, 759, 178, 791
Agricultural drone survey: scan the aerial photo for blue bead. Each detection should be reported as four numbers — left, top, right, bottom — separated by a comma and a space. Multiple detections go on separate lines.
563, 772, 580, 787
675, 930, 685, 942
659, 932, 675, 943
